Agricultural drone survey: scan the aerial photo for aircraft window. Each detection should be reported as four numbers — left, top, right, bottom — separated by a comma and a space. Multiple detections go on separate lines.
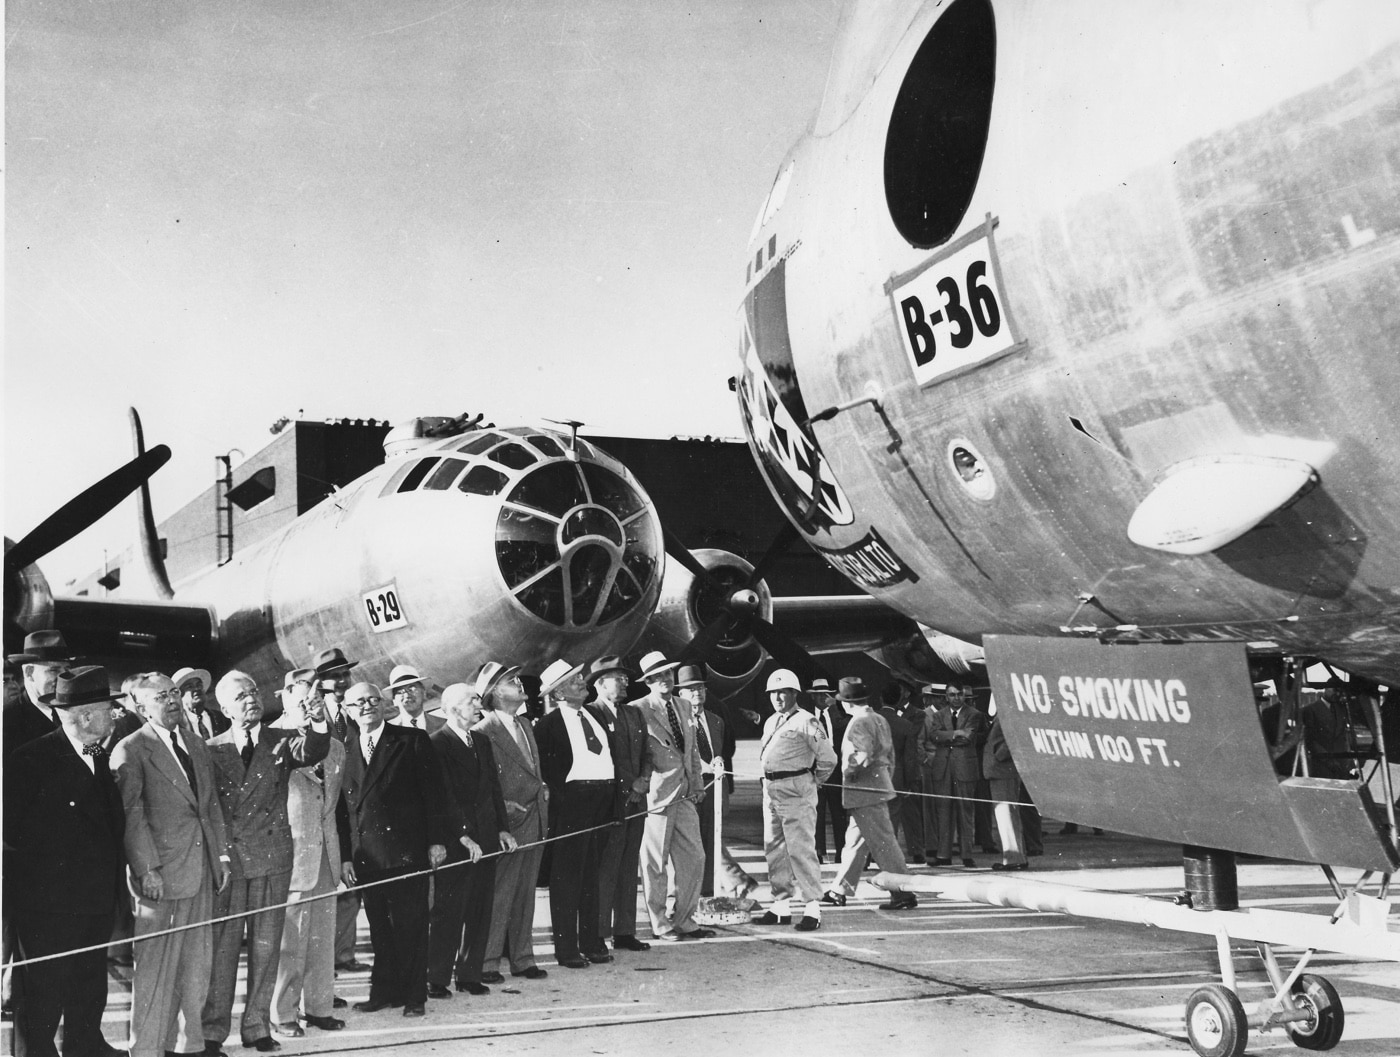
396, 457, 441, 493
884, 0, 996, 248
561, 507, 624, 547
508, 462, 588, 516
489, 443, 537, 471
599, 570, 642, 624
423, 458, 467, 491
582, 463, 644, 519
378, 459, 420, 497
949, 441, 996, 501
567, 544, 613, 624
458, 465, 509, 496
495, 508, 559, 589
454, 434, 499, 456
516, 568, 565, 626
526, 434, 565, 458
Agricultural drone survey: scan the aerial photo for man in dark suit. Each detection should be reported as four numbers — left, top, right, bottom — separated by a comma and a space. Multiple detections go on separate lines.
337, 682, 456, 1017
534, 660, 616, 968
112, 672, 231, 1057
923, 685, 989, 867
202, 670, 329, 1053
588, 656, 653, 952
426, 683, 515, 998
4, 630, 71, 760
4, 665, 127, 1057
173, 668, 229, 741
878, 682, 924, 863
386, 665, 446, 734
809, 677, 850, 862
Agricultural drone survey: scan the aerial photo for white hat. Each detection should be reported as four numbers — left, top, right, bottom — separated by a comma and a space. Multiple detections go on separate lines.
474, 661, 521, 702
172, 667, 212, 693
638, 650, 680, 681
766, 669, 801, 692
808, 677, 833, 693
539, 659, 584, 696
386, 664, 427, 692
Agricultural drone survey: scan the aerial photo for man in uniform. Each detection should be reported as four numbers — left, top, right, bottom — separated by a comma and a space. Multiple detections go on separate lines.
174, 668, 228, 741
386, 665, 444, 733
310, 646, 363, 975
809, 676, 849, 863
112, 672, 231, 1057
588, 656, 653, 953
634, 651, 712, 942
753, 669, 837, 932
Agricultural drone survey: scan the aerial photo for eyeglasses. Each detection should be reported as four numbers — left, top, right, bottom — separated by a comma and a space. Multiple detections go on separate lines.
233, 690, 259, 703
150, 690, 181, 704
391, 685, 420, 696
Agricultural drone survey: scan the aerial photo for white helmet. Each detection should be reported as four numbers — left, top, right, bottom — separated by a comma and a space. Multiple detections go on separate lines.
765, 669, 801, 693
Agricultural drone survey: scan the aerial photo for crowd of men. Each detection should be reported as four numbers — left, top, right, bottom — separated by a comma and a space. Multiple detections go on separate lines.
3, 627, 1056, 1057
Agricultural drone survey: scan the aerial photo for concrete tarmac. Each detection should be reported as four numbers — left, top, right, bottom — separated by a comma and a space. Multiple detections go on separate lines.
29, 741, 1400, 1057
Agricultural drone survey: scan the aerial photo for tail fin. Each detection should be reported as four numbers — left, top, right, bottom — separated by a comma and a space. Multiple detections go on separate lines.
129, 407, 175, 599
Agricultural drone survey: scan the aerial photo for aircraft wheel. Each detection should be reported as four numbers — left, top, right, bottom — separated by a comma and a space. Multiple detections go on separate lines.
1184, 984, 1248, 1057
1287, 974, 1344, 1050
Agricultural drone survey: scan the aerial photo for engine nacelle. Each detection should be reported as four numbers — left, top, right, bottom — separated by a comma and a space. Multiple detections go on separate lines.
633, 548, 773, 700
4, 537, 55, 649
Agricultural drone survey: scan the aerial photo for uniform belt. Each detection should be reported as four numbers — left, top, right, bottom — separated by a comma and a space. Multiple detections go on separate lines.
764, 768, 811, 780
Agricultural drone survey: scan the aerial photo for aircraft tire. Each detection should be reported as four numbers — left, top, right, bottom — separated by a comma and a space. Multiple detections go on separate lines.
1287, 974, 1344, 1051
1184, 984, 1248, 1057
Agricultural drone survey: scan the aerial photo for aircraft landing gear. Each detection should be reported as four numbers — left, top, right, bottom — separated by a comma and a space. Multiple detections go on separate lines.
1285, 974, 1344, 1051
1185, 983, 1247, 1057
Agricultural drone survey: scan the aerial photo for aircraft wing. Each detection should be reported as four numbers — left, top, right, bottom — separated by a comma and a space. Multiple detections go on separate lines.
50, 595, 216, 676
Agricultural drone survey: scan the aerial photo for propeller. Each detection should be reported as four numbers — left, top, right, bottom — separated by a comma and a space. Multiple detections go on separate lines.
5, 446, 171, 574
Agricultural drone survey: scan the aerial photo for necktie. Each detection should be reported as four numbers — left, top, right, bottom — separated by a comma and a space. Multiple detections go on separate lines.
362, 733, 376, 764
509, 719, 532, 764
666, 701, 686, 752
580, 710, 603, 754
82, 742, 106, 759
169, 730, 198, 793
821, 709, 832, 740
694, 711, 713, 763
82, 742, 110, 781
197, 711, 212, 740
241, 731, 256, 768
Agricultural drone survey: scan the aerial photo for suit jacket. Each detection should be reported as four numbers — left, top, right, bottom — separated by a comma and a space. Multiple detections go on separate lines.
112, 723, 229, 900
206, 722, 330, 878
591, 698, 652, 812
472, 709, 548, 841
2, 697, 59, 760
692, 707, 725, 792
636, 691, 703, 810
981, 716, 1019, 783
185, 706, 232, 739
879, 705, 919, 790
104, 706, 146, 752
3, 729, 126, 915
841, 710, 896, 808
392, 711, 447, 735
535, 706, 616, 794
917, 705, 956, 781
338, 722, 457, 873
430, 724, 509, 858
274, 721, 345, 890
948, 703, 990, 782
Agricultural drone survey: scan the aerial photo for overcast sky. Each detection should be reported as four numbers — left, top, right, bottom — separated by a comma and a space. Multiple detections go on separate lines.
5, 0, 842, 585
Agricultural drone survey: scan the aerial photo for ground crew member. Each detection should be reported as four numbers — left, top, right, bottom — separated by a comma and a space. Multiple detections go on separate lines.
752, 669, 836, 932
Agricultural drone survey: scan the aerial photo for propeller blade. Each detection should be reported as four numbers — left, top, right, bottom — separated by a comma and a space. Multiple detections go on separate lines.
746, 520, 800, 588
677, 611, 737, 666
5, 446, 171, 572
748, 616, 829, 685
662, 525, 729, 595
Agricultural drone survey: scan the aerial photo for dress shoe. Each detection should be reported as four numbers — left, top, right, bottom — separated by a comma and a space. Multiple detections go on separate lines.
991, 862, 1011, 871
242, 1039, 280, 1053
271, 1022, 303, 1038
302, 1015, 344, 1031
88, 1046, 128, 1057
352, 998, 401, 1013
932, 857, 953, 866
793, 915, 821, 932
613, 934, 650, 952
962, 858, 977, 868
819, 891, 846, 907
909, 854, 926, 865
203, 1043, 228, 1057
335, 959, 369, 973
480, 971, 506, 984
331, 996, 347, 1009
753, 911, 791, 925
455, 980, 490, 995
426, 984, 452, 999
879, 893, 918, 910
402, 1004, 426, 1018
557, 956, 590, 969
510, 966, 548, 979
586, 950, 614, 963
677, 928, 715, 940
1013, 862, 1031, 870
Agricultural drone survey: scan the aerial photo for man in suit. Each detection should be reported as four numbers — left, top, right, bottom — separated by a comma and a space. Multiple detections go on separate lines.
269, 672, 346, 1035
878, 683, 924, 862
916, 684, 951, 862
675, 666, 757, 898
588, 656, 652, 953
309, 646, 364, 974
634, 651, 712, 942
983, 713, 1029, 871
4, 665, 127, 1057
336, 683, 456, 1018
534, 660, 616, 968
919, 685, 989, 867
426, 684, 515, 999
4, 630, 71, 760
202, 671, 329, 1053
472, 662, 549, 981
386, 665, 445, 733
809, 677, 850, 863
112, 672, 231, 1057
174, 668, 228, 741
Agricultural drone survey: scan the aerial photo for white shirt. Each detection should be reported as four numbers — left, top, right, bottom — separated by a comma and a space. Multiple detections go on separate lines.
560, 706, 614, 781
360, 724, 382, 762
393, 711, 427, 730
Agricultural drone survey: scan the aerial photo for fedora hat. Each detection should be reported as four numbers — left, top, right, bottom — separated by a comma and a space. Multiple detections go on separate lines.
638, 651, 679, 681
172, 667, 212, 693
808, 677, 833, 693
837, 676, 869, 705
311, 646, 358, 676
386, 664, 427, 692
675, 665, 707, 689
586, 655, 630, 684
8, 629, 72, 665
473, 661, 521, 702
539, 659, 584, 696
277, 668, 317, 695
39, 665, 123, 708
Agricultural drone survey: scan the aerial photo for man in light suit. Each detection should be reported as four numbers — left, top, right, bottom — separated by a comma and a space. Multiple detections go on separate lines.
270, 672, 346, 1035
386, 665, 446, 733
634, 652, 712, 942
112, 672, 232, 1057
472, 662, 549, 981
589, 656, 652, 953
202, 671, 330, 1054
